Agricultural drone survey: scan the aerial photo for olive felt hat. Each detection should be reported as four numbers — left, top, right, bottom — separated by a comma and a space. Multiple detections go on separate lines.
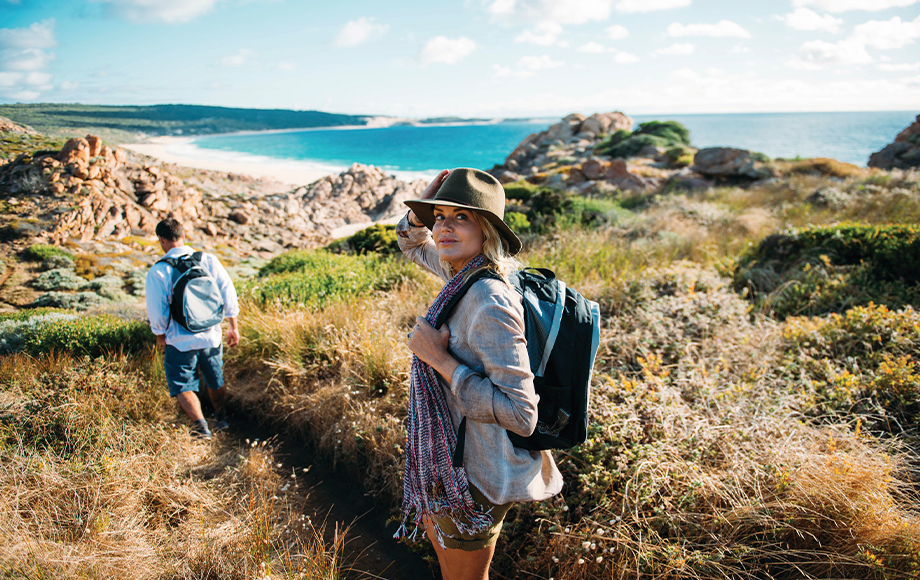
404, 167, 522, 255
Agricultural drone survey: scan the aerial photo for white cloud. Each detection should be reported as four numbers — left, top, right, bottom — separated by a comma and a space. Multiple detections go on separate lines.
878, 62, 920, 71
90, 0, 218, 24
221, 49, 252, 67
276, 61, 295, 71
0, 20, 55, 99
614, 50, 639, 63
731, 44, 750, 53
853, 15, 920, 50
784, 57, 824, 70
492, 64, 512, 77
333, 17, 390, 47
3, 47, 53, 71
0, 72, 21, 87
616, 0, 690, 13
578, 41, 606, 53
24, 71, 52, 87
670, 67, 700, 81
60, 80, 80, 90
792, 0, 919, 13
515, 22, 563, 46
418, 36, 476, 65
667, 20, 751, 38
488, 0, 614, 25
656, 42, 695, 55
780, 8, 843, 33
606, 24, 629, 39
798, 37, 874, 65
0, 19, 56, 49
519, 54, 564, 70
11, 89, 39, 100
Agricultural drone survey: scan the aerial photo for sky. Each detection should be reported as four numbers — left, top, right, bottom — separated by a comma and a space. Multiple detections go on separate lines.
0, 0, 918, 118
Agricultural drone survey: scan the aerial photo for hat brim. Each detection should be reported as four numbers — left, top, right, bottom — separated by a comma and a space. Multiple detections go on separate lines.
405, 198, 522, 256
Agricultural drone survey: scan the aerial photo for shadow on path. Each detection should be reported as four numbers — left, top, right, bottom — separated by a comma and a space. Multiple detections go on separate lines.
221, 406, 435, 580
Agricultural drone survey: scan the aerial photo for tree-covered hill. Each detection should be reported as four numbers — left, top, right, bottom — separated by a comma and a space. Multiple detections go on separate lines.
0, 103, 372, 141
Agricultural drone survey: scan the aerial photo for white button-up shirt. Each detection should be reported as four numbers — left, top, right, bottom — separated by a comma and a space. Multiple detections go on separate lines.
145, 246, 240, 352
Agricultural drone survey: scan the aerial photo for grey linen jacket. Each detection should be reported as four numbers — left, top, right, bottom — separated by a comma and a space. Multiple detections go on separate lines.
397, 214, 563, 505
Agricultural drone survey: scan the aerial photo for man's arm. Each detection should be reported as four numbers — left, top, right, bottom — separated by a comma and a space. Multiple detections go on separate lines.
225, 317, 239, 347
145, 265, 171, 347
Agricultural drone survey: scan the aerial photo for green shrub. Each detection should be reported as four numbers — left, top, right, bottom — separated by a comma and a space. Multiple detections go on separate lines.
598, 133, 670, 158
735, 223, 920, 318
665, 144, 695, 167
24, 243, 73, 262
39, 254, 74, 270
244, 250, 422, 308
30, 291, 110, 311
526, 189, 574, 234
0, 312, 78, 354
327, 224, 400, 255
596, 120, 693, 159
504, 211, 531, 234
781, 304, 920, 439
22, 314, 154, 357
503, 180, 539, 201
634, 120, 691, 145
32, 268, 87, 291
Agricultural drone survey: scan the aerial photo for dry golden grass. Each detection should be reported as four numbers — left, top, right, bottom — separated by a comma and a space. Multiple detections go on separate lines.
227, 248, 920, 579
228, 281, 438, 502
0, 353, 344, 580
779, 157, 873, 179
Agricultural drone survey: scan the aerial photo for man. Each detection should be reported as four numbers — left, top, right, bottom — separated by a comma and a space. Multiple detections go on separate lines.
146, 217, 240, 440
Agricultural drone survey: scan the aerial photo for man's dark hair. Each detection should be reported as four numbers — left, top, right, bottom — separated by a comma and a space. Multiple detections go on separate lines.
156, 218, 184, 242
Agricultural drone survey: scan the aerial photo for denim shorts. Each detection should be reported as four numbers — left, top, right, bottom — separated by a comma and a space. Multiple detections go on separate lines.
164, 344, 224, 397
429, 484, 513, 551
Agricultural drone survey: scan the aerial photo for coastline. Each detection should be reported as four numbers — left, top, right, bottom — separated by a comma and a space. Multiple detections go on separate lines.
120, 135, 337, 187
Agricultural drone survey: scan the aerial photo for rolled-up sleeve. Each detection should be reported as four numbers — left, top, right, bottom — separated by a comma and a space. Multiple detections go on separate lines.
396, 212, 450, 280
447, 288, 538, 438
145, 266, 171, 335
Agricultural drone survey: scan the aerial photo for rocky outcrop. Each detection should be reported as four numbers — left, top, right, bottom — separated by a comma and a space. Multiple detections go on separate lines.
0, 116, 39, 135
868, 114, 920, 170
692, 147, 766, 179
294, 164, 426, 232
491, 111, 668, 193
498, 112, 633, 179
0, 135, 426, 257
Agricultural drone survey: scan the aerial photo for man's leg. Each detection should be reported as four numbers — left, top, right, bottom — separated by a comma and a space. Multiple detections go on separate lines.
164, 346, 211, 439
199, 344, 228, 430
176, 391, 205, 421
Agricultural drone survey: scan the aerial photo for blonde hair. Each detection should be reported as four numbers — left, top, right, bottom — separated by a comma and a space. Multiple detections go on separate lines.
439, 210, 522, 282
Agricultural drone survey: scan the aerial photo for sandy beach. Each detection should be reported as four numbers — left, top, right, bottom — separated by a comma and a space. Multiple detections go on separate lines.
120, 136, 337, 187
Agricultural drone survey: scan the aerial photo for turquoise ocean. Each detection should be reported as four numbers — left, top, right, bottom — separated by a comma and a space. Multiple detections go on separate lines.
190, 111, 917, 178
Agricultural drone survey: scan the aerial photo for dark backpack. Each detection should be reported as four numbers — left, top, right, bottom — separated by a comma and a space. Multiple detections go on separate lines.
157, 252, 225, 333
436, 267, 601, 463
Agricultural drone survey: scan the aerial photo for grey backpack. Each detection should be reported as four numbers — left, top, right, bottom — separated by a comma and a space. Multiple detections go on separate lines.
158, 252, 225, 332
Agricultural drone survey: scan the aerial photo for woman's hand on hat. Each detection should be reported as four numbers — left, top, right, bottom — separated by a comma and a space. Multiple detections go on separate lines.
421, 169, 450, 200
407, 317, 458, 381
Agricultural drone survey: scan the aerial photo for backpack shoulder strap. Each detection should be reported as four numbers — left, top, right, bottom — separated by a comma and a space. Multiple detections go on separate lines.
433, 267, 501, 329
440, 267, 506, 468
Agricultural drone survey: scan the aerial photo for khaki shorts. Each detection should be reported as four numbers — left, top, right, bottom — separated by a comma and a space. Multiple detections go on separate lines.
429, 484, 513, 551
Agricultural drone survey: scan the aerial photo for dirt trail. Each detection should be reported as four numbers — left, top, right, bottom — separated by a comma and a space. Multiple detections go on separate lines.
226, 415, 435, 580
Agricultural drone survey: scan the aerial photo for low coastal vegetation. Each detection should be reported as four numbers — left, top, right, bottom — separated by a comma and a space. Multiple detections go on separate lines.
0, 351, 343, 579
220, 156, 920, 578
2, 113, 919, 579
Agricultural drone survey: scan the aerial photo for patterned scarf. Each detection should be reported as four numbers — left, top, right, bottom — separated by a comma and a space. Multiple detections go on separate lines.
395, 253, 492, 544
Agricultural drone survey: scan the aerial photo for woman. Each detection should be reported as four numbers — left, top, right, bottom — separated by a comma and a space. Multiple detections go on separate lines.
396, 168, 562, 580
